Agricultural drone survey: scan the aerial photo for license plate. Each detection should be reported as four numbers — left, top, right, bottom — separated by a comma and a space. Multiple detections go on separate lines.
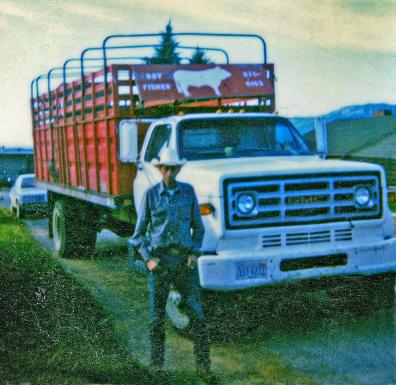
235, 261, 268, 280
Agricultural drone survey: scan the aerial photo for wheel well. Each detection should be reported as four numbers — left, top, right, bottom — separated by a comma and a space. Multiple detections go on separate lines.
47, 192, 133, 236
49, 194, 99, 226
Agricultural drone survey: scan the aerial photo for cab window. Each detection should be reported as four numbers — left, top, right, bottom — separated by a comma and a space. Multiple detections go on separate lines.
145, 124, 172, 162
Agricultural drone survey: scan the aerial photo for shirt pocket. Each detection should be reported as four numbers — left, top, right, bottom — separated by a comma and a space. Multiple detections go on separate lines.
151, 207, 167, 225
176, 201, 191, 222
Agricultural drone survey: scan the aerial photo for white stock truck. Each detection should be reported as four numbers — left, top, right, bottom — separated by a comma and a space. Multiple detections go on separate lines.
127, 112, 396, 329
31, 33, 395, 330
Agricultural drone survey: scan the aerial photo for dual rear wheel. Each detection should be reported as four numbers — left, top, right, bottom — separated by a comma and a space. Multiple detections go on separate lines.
52, 200, 97, 258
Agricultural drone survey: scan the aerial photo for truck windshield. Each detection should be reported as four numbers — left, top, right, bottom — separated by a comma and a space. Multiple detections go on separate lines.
21, 177, 36, 188
178, 117, 312, 160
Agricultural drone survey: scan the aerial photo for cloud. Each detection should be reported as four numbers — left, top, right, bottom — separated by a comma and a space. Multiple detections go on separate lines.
0, 1, 39, 23
0, 0, 395, 146
55, 2, 123, 23
291, 0, 396, 51
334, 0, 395, 17
123, 0, 396, 54
0, 1, 74, 38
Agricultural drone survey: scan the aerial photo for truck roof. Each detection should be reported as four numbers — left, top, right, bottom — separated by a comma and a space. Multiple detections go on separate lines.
156, 112, 280, 125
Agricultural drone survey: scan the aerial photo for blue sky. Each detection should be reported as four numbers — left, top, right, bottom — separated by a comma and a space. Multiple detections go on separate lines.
0, 0, 395, 146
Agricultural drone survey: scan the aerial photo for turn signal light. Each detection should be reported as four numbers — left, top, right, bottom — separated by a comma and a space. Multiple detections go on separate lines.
200, 203, 215, 216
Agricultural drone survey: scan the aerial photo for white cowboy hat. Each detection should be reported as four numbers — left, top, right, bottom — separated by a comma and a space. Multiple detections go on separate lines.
151, 147, 187, 167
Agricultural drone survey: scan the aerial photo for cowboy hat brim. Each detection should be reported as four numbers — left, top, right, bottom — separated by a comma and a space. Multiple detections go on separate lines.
151, 158, 186, 167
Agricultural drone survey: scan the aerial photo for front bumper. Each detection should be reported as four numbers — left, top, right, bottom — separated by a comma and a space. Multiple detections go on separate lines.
198, 238, 396, 291
20, 203, 46, 213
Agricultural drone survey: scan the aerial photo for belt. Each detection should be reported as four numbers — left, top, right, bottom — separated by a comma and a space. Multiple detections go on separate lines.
153, 245, 191, 257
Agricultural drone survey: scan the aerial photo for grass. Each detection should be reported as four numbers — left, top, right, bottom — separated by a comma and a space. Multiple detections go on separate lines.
0, 207, 196, 385
390, 202, 396, 212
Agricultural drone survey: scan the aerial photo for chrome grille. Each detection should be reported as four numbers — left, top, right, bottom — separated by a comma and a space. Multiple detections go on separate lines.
286, 230, 331, 245
225, 172, 381, 229
23, 195, 46, 204
261, 228, 353, 248
334, 228, 353, 241
262, 234, 282, 248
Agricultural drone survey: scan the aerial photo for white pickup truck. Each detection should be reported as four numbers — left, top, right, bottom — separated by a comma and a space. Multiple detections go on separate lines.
128, 113, 396, 292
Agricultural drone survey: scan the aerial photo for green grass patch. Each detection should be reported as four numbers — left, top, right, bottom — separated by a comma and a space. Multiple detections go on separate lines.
0, 207, 195, 385
389, 202, 396, 212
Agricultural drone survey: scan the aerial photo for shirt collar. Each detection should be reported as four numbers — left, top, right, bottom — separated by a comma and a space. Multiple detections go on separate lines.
159, 181, 180, 195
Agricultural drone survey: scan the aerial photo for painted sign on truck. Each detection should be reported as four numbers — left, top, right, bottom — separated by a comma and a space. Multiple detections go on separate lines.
133, 64, 274, 101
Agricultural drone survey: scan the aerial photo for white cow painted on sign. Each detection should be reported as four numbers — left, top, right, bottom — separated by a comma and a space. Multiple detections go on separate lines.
173, 66, 232, 97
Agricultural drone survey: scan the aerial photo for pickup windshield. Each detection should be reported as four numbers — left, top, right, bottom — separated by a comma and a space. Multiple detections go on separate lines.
178, 117, 312, 160
21, 177, 36, 188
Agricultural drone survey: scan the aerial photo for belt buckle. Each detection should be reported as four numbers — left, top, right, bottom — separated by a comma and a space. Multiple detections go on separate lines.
169, 247, 180, 257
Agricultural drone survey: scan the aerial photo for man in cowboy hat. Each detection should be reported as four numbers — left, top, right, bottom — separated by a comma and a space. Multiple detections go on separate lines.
131, 147, 217, 384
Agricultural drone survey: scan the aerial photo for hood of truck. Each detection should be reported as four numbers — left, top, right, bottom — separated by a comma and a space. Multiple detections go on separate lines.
178, 155, 382, 197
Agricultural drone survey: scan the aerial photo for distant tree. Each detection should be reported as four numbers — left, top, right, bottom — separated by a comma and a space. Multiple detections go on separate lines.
189, 46, 212, 64
145, 20, 180, 64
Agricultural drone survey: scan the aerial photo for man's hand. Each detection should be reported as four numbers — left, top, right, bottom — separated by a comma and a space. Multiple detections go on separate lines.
187, 255, 198, 269
146, 258, 160, 272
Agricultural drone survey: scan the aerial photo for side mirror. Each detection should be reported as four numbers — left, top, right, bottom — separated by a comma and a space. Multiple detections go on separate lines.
119, 120, 138, 163
314, 117, 327, 159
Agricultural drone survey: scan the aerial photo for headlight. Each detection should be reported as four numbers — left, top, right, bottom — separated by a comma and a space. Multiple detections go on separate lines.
236, 193, 257, 215
354, 186, 373, 207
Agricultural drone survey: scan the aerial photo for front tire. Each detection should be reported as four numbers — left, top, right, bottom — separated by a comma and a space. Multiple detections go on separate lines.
16, 205, 23, 219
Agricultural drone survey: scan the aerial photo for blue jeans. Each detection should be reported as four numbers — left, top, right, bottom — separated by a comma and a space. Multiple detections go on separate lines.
148, 263, 210, 369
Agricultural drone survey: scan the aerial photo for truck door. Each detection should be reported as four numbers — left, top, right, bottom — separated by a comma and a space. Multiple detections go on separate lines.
133, 123, 172, 211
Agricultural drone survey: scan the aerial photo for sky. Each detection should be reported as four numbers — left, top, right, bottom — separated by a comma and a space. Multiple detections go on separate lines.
0, 0, 395, 147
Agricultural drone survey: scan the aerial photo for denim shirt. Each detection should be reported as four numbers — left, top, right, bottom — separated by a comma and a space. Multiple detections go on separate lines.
131, 181, 205, 263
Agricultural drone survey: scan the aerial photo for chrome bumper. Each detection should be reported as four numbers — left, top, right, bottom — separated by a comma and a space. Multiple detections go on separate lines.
198, 238, 396, 291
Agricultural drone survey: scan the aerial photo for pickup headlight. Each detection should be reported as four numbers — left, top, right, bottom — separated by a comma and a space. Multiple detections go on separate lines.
236, 193, 257, 215
354, 186, 373, 208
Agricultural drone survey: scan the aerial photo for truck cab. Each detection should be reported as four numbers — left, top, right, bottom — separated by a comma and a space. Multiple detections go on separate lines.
129, 112, 396, 290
